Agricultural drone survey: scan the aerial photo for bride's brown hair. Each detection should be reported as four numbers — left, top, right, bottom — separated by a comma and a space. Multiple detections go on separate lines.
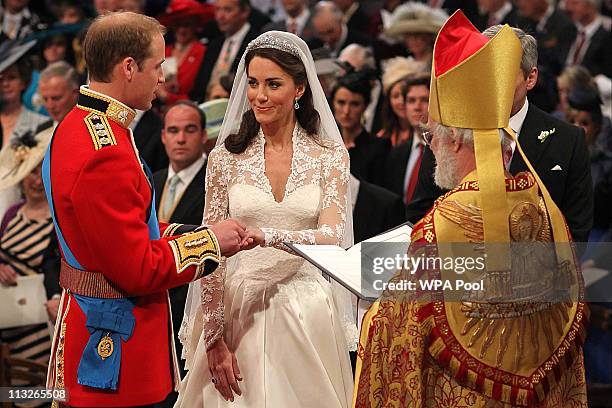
224, 48, 320, 154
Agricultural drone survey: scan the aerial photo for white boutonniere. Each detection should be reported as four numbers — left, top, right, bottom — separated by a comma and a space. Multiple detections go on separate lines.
538, 127, 555, 143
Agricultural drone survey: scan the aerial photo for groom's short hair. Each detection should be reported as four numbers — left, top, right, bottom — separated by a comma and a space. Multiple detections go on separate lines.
84, 11, 166, 83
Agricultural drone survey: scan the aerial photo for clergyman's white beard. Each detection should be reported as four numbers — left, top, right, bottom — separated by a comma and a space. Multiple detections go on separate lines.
433, 144, 461, 190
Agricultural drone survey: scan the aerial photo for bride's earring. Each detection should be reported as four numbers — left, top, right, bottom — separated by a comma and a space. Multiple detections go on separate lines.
294, 98, 300, 110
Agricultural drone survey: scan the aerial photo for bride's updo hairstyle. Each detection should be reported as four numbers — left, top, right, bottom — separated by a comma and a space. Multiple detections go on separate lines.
224, 46, 320, 154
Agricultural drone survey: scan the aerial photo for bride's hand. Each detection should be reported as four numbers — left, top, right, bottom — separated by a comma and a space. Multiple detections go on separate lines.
207, 338, 242, 401
242, 228, 265, 249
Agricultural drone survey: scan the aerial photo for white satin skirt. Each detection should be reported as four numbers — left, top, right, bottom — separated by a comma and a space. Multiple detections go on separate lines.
174, 256, 354, 407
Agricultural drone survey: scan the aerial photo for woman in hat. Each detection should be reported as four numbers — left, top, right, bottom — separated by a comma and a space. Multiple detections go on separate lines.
384, 3, 447, 65
555, 65, 598, 121
377, 57, 426, 146
157, 0, 214, 105
1, 40, 52, 219
0, 127, 61, 404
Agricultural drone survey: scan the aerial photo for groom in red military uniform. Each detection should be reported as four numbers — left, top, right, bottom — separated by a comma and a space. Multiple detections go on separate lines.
43, 11, 250, 407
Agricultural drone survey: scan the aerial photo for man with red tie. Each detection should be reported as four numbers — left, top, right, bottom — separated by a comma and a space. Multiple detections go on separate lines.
43, 11, 250, 407
382, 75, 430, 204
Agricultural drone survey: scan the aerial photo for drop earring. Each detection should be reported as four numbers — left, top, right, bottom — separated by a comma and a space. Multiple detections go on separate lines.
294, 98, 300, 110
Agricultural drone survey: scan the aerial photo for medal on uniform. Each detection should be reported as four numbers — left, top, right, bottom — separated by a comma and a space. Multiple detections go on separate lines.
97, 333, 114, 360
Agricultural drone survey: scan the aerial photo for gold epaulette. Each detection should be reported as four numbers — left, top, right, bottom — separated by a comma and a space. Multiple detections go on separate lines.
84, 112, 117, 150
168, 227, 221, 279
76, 86, 136, 150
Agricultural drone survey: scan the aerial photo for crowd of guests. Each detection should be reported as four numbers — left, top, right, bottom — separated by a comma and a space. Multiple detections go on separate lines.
0, 0, 610, 405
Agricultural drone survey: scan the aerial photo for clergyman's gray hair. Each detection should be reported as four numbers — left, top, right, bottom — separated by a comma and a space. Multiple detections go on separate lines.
483, 25, 537, 79
433, 123, 512, 152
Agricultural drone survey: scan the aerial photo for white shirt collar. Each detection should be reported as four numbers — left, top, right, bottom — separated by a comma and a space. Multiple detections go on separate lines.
333, 25, 348, 55
343, 2, 359, 24
3, 6, 29, 19
509, 98, 529, 137
349, 174, 360, 210
507, 98, 529, 166
578, 15, 603, 39
167, 154, 206, 188
226, 22, 250, 45
288, 8, 310, 34
492, 2, 513, 25
536, 5, 555, 32
129, 110, 146, 130
411, 130, 424, 149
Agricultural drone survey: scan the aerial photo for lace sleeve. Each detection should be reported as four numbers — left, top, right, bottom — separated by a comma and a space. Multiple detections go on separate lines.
199, 148, 229, 349
262, 145, 349, 250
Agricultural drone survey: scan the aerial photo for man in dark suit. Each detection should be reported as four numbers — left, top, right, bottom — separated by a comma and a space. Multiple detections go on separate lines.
417, 0, 481, 24
0, 0, 43, 41
333, 0, 377, 36
153, 101, 209, 390
565, 0, 612, 78
189, 0, 259, 103
382, 75, 430, 203
406, 25, 593, 243
261, 0, 315, 41
473, 0, 528, 31
351, 175, 406, 243
131, 109, 168, 173
154, 101, 208, 233
308, 1, 371, 58
516, 0, 577, 75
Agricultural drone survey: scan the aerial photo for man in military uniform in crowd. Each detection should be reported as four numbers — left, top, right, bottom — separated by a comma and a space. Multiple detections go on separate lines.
43, 12, 251, 407
354, 11, 588, 407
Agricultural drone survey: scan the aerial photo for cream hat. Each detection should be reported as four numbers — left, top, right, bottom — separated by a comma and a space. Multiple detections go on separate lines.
381, 57, 427, 93
385, 3, 448, 39
0, 124, 54, 190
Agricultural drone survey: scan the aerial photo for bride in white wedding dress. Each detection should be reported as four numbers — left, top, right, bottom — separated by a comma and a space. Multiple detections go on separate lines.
175, 31, 356, 407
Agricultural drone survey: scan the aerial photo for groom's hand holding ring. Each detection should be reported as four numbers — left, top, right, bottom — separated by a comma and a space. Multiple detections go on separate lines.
209, 219, 248, 257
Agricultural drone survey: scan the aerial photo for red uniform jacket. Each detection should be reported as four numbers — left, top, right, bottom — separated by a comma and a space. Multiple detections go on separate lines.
45, 87, 219, 407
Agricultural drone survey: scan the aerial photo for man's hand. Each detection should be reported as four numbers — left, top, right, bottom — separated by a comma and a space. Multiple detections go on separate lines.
0, 264, 18, 286
209, 219, 250, 257
206, 338, 242, 402
45, 297, 61, 321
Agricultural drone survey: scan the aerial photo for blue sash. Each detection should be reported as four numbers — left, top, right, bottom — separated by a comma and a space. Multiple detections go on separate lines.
42, 138, 160, 390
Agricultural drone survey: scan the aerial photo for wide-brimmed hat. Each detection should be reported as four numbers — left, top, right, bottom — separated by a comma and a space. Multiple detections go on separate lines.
0, 124, 54, 190
385, 3, 448, 39
157, 0, 215, 28
199, 98, 229, 141
0, 39, 37, 74
381, 57, 427, 93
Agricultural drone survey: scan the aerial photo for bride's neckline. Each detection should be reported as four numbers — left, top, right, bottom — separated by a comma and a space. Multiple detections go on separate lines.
258, 124, 301, 204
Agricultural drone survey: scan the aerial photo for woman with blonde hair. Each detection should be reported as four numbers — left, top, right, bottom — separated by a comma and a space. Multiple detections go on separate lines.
377, 57, 426, 146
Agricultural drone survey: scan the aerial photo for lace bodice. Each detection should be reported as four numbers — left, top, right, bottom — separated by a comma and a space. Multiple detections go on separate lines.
199, 124, 350, 349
